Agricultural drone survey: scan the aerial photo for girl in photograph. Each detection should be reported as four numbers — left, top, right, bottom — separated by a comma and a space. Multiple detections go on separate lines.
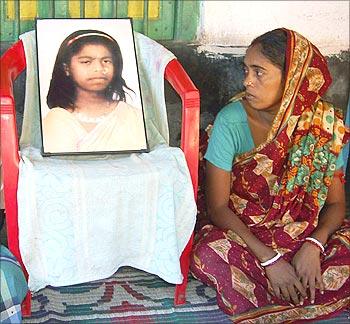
191, 28, 349, 322
43, 29, 147, 153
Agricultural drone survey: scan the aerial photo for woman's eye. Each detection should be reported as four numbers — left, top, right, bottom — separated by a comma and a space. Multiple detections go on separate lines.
256, 70, 263, 77
103, 59, 112, 64
243, 67, 248, 74
80, 60, 91, 64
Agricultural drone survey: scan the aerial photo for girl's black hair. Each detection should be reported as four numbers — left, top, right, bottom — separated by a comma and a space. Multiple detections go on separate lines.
249, 29, 288, 77
47, 29, 134, 109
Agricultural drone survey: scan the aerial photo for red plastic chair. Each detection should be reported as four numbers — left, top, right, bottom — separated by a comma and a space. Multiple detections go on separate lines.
0, 39, 199, 316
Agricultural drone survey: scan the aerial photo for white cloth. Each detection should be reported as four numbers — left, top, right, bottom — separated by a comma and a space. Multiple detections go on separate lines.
17, 31, 196, 292
42, 102, 147, 153
18, 146, 196, 291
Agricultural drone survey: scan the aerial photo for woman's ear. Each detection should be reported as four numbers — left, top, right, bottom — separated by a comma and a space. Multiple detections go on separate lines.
63, 63, 70, 76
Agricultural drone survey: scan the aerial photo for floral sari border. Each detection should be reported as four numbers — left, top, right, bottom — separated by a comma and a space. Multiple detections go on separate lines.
230, 296, 350, 323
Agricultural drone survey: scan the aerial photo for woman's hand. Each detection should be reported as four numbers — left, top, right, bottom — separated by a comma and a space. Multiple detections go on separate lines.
206, 162, 306, 307
292, 242, 324, 304
291, 171, 346, 304
265, 258, 307, 305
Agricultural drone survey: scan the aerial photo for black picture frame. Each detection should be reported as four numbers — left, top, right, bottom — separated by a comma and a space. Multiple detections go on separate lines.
36, 18, 148, 156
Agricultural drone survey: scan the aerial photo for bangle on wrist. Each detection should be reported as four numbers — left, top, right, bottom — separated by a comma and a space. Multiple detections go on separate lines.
260, 251, 282, 267
304, 237, 325, 254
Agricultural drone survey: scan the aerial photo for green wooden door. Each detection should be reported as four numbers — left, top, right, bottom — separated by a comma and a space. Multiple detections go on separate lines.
0, 0, 199, 42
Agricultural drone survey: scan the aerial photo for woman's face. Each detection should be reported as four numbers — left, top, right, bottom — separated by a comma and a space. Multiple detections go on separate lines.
243, 45, 284, 113
64, 43, 115, 93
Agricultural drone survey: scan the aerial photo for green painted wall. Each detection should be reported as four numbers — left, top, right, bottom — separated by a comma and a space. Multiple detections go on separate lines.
0, 0, 200, 42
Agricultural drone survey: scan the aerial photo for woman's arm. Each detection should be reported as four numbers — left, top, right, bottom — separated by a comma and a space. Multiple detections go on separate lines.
206, 161, 306, 304
206, 161, 277, 261
292, 170, 346, 303
309, 172, 345, 244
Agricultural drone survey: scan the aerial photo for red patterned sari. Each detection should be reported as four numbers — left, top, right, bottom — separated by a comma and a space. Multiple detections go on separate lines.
191, 29, 350, 323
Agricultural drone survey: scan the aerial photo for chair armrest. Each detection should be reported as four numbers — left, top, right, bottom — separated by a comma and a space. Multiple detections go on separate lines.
165, 59, 200, 198
0, 40, 25, 259
1, 40, 26, 103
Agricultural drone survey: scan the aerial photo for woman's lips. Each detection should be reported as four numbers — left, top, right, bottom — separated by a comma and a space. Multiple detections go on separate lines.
245, 92, 256, 100
89, 77, 108, 81
88, 77, 109, 85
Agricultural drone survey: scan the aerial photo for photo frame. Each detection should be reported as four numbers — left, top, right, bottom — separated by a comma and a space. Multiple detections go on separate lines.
36, 18, 148, 156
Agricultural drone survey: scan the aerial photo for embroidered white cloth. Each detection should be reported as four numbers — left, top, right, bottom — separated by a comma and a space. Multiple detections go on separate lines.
17, 31, 196, 291
18, 146, 196, 291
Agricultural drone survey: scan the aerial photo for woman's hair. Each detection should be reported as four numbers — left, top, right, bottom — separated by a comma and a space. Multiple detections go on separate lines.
249, 29, 288, 77
47, 29, 133, 109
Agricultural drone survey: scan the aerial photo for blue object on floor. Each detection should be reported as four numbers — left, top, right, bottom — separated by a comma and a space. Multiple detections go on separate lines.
0, 245, 28, 323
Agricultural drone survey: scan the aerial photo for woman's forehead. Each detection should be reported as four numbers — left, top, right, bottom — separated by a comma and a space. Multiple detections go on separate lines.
74, 43, 112, 56
244, 45, 275, 69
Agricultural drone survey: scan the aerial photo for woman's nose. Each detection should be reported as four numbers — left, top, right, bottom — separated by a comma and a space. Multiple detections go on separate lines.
243, 75, 253, 88
93, 60, 104, 72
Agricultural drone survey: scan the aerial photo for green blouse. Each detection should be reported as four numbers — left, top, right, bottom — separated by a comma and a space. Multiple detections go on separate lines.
205, 100, 344, 172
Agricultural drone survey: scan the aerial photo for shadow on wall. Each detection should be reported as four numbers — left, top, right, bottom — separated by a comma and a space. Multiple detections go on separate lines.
161, 42, 349, 147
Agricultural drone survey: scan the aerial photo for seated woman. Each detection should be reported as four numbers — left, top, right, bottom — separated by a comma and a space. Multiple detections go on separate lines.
191, 28, 349, 322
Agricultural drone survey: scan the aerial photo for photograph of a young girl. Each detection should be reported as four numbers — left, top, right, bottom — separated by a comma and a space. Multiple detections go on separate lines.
37, 19, 148, 155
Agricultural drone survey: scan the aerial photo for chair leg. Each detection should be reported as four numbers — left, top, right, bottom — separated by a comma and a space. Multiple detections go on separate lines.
174, 232, 194, 305
21, 291, 32, 317
4, 186, 31, 316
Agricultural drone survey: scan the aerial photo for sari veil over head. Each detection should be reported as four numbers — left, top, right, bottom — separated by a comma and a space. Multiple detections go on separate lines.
227, 29, 349, 251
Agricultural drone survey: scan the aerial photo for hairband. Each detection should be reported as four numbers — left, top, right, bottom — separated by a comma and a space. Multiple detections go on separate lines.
67, 32, 114, 46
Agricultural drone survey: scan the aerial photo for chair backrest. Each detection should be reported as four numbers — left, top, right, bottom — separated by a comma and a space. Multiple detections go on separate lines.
19, 30, 175, 151
13, 30, 200, 190
1, 31, 200, 266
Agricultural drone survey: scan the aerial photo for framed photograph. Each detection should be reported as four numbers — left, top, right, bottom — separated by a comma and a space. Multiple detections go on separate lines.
36, 18, 148, 156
